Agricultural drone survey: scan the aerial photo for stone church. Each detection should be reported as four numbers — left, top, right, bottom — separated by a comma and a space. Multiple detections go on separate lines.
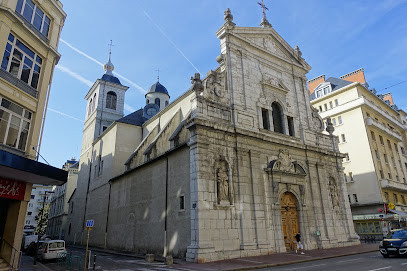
66, 9, 359, 262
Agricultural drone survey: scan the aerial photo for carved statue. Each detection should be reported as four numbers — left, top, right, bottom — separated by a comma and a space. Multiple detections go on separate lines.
216, 160, 230, 203
329, 178, 340, 208
190, 73, 204, 94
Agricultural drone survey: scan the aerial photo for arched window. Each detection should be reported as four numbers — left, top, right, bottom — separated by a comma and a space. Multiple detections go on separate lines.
92, 93, 96, 111
272, 102, 284, 134
106, 91, 117, 110
88, 98, 93, 116
146, 99, 149, 105
165, 100, 169, 106
155, 98, 160, 108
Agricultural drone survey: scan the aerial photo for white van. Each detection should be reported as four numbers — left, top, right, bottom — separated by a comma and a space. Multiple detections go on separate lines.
37, 240, 67, 261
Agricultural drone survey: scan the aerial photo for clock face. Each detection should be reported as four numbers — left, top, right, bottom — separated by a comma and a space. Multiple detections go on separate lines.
147, 107, 157, 116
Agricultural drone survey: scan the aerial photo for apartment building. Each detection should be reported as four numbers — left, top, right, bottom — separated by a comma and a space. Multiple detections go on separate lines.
47, 158, 78, 240
0, 0, 67, 268
309, 68, 407, 239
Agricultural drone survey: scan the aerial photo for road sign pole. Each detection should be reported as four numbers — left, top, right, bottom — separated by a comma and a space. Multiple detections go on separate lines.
84, 228, 90, 271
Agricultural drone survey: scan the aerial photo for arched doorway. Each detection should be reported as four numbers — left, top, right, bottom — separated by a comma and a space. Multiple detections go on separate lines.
280, 192, 299, 251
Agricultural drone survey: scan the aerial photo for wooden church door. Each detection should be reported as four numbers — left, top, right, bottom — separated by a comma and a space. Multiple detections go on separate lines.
281, 192, 299, 251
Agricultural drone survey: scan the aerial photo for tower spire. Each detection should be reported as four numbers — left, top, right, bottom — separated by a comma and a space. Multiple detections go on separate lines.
103, 40, 115, 75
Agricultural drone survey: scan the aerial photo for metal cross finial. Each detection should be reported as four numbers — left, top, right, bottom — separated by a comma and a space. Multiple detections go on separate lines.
155, 68, 160, 81
108, 40, 114, 55
258, 0, 269, 20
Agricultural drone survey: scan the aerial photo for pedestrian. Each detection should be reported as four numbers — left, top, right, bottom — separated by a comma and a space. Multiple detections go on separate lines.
295, 233, 304, 254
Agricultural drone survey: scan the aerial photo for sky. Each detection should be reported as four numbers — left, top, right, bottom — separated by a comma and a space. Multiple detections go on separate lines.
40, 0, 407, 168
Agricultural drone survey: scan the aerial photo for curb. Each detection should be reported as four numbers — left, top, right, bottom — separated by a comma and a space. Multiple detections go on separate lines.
224, 248, 378, 271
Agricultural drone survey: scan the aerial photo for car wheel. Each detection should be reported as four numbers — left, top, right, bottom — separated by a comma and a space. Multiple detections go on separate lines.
382, 254, 389, 258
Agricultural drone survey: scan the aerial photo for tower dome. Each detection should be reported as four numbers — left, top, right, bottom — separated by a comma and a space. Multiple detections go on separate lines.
103, 54, 114, 75
145, 77, 170, 111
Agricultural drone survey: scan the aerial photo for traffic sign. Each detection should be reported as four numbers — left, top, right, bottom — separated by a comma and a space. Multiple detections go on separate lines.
86, 220, 94, 228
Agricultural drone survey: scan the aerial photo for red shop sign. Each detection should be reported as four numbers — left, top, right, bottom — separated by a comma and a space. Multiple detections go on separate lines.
0, 178, 26, 201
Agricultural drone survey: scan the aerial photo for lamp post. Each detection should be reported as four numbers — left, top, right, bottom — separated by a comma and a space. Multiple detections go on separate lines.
33, 190, 54, 265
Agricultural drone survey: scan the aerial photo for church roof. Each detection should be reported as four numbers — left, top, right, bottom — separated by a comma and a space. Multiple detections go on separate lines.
101, 74, 122, 85
145, 81, 169, 97
116, 108, 147, 126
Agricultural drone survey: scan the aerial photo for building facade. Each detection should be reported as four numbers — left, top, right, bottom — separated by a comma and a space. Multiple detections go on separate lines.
67, 9, 359, 263
23, 184, 53, 235
0, 0, 67, 268
309, 68, 407, 239
47, 159, 78, 240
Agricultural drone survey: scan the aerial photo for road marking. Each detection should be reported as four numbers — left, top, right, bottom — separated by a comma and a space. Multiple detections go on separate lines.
368, 267, 391, 271
235, 258, 264, 263
336, 257, 362, 263
401, 263, 407, 265
281, 263, 327, 270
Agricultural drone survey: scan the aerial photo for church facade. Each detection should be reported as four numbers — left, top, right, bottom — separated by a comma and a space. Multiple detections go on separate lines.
66, 9, 359, 262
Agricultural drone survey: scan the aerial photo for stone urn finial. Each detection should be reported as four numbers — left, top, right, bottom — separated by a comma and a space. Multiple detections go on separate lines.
224, 8, 236, 26
326, 117, 335, 136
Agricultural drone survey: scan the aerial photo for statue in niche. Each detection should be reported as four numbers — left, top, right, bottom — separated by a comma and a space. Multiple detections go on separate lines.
329, 178, 340, 208
216, 159, 230, 203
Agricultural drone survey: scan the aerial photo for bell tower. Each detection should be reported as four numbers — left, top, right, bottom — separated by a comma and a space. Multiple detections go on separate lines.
81, 52, 129, 153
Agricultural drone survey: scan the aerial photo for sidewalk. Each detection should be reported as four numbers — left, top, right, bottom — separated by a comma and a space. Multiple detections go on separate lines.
176, 243, 378, 271
20, 243, 378, 271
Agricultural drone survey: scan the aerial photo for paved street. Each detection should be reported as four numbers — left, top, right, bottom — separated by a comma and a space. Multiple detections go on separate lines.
20, 244, 394, 271
258, 252, 407, 271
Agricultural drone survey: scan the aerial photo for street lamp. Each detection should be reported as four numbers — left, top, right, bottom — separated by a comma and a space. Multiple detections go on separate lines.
33, 190, 54, 265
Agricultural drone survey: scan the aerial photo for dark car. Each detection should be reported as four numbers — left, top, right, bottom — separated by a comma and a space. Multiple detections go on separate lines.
379, 229, 407, 258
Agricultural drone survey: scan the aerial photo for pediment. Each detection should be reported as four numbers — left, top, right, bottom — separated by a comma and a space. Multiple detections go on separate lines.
266, 150, 306, 176
230, 28, 310, 70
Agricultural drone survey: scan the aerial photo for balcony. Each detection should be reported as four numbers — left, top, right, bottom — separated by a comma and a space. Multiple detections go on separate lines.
366, 117, 403, 142
380, 178, 407, 193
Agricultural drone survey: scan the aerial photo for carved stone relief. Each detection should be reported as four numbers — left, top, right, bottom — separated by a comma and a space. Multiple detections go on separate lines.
310, 105, 324, 132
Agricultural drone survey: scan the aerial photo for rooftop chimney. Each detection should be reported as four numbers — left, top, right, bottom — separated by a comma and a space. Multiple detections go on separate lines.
340, 68, 366, 84
382, 93, 394, 105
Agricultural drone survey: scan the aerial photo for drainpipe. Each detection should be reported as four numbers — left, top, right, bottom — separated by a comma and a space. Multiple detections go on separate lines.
105, 181, 112, 248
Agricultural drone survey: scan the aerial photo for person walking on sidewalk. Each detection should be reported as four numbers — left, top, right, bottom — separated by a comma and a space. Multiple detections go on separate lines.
295, 233, 304, 254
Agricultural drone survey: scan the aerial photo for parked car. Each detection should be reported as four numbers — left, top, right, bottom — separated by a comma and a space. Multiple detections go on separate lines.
379, 229, 407, 258
37, 240, 67, 261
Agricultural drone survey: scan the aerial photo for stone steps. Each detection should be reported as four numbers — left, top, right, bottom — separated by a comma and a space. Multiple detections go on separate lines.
0, 257, 10, 271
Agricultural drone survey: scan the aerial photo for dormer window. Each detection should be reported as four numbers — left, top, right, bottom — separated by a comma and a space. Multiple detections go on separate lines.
316, 84, 331, 98
106, 91, 117, 110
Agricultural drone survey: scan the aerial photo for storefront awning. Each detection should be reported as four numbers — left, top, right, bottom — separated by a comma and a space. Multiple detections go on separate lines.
389, 209, 407, 217
0, 150, 67, 186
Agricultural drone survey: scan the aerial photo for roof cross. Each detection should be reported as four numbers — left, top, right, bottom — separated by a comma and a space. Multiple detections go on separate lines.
257, 0, 269, 20
155, 68, 160, 81
108, 40, 114, 55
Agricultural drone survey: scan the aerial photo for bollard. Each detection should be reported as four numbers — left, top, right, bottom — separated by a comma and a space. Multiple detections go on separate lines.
165, 256, 173, 265
145, 254, 154, 263
93, 254, 96, 270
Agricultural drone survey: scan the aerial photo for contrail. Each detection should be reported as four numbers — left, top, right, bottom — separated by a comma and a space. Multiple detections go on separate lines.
143, 10, 200, 74
55, 65, 93, 87
124, 103, 136, 112
48, 107, 84, 123
59, 38, 146, 94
